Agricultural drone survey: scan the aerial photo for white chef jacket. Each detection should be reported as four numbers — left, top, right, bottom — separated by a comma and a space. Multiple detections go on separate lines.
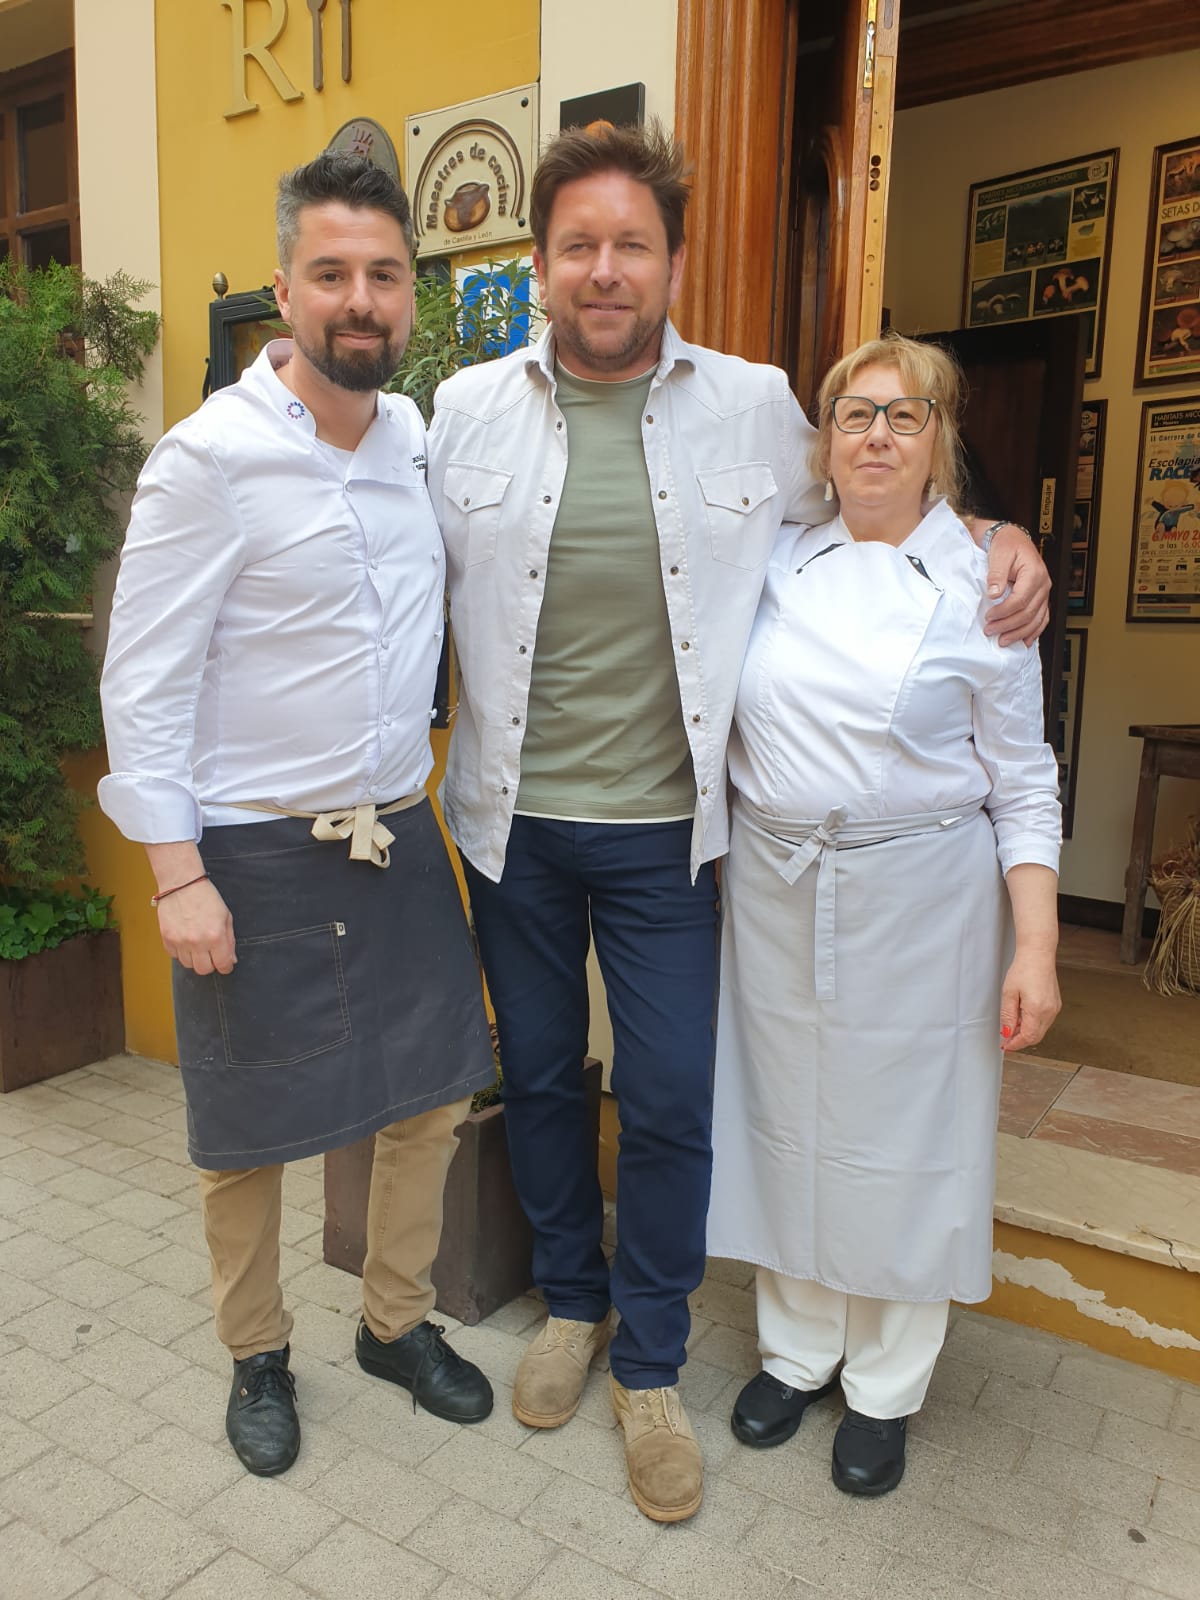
99, 342, 445, 843
426, 320, 827, 882
730, 502, 1062, 875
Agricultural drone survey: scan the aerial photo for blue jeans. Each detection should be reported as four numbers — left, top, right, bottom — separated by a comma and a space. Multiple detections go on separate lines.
464, 816, 718, 1388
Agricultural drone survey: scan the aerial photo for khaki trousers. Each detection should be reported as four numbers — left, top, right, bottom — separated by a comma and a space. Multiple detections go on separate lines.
198, 1096, 470, 1361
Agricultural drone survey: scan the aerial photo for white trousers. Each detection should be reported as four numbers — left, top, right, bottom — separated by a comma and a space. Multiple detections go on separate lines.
756, 1269, 950, 1418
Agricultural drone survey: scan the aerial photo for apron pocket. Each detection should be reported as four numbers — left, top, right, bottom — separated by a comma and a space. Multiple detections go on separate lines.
214, 922, 351, 1068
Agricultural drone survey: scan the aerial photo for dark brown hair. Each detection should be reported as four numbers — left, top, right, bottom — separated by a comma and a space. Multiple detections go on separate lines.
276, 151, 415, 270
530, 118, 691, 256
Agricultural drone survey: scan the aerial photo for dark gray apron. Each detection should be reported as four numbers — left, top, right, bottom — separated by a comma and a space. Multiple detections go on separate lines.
172, 799, 495, 1169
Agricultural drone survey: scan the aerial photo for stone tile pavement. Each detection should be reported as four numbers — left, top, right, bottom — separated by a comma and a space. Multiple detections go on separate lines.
1, 1052, 1198, 1599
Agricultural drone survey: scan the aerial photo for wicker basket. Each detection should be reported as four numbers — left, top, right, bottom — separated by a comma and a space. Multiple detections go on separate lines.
1144, 819, 1200, 997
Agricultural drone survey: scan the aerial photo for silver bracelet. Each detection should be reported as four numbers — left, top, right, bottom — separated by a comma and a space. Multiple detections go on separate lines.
981, 519, 1029, 555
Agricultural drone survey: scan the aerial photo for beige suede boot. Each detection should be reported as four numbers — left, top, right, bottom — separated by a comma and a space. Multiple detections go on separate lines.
511, 1315, 611, 1428
610, 1374, 704, 1523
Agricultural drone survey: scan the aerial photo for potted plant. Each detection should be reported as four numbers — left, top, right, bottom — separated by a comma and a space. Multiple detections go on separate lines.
0, 261, 159, 1089
322, 262, 607, 1321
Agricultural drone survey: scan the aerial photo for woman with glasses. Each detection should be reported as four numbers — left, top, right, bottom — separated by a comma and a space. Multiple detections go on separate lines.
706, 334, 1062, 1496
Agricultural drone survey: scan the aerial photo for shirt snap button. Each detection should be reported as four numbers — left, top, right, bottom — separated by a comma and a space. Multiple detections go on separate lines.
518, 645, 527, 655
700, 785, 709, 795
680, 641, 690, 650
692, 714, 700, 723
741, 496, 750, 506
463, 496, 471, 506
543, 494, 552, 504
657, 490, 667, 500
512, 716, 521, 726
529, 569, 538, 579
646, 414, 654, 424
669, 565, 679, 575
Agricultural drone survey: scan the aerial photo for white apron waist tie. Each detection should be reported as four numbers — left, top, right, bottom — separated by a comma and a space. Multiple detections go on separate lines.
734, 795, 986, 1000
227, 792, 427, 868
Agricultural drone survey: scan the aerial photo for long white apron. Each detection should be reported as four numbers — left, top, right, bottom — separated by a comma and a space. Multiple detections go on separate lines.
708, 540, 1010, 1305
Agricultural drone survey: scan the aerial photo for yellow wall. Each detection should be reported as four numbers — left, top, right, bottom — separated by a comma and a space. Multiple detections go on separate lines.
884, 54, 1200, 905
154, 0, 538, 429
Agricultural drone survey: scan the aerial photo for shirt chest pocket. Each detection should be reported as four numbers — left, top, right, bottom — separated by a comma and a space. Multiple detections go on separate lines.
696, 463, 778, 569
442, 463, 513, 568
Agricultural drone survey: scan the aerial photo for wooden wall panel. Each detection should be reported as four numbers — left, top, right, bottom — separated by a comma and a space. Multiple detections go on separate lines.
896, 0, 1195, 109
674, 0, 795, 362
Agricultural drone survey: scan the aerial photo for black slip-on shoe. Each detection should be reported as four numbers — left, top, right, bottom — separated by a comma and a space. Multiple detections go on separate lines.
730, 1370, 840, 1448
831, 1408, 907, 1496
355, 1318, 493, 1424
226, 1345, 300, 1476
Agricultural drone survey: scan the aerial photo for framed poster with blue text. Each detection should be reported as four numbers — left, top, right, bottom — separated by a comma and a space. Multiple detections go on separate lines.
962, 149, 1117, 379
1127, 400, 1200, 623
1136, 135, 1200, 388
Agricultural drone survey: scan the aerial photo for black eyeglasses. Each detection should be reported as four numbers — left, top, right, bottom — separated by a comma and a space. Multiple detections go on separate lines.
831, 396, 936, 435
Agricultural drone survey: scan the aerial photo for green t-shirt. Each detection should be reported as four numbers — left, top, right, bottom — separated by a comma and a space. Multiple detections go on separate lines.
514, 364, 695, 821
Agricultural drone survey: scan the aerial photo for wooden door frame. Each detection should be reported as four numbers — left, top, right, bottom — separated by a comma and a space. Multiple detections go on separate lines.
674, 0, 897, 371
673, 0, 798, 364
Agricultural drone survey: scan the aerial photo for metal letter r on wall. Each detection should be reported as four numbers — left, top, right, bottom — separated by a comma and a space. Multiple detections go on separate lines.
221, 0, 304, 119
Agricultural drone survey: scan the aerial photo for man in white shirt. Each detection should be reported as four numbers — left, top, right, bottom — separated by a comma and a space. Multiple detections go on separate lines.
99, 153, 496, 1478
427, 121, 1050, 1523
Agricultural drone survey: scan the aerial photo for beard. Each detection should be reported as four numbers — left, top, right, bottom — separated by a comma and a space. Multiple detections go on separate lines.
293, 316, 404, 393
551, 304, 667, 377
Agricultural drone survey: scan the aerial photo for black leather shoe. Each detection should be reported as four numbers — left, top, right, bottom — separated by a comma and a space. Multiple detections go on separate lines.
226, 1345, 299, 1476
730, 1370, 840, 1448
355, 1318, 493, 1423
831, 1408, 907, 1495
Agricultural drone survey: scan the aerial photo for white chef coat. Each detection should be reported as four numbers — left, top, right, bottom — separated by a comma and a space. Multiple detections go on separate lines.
426, 319, 828, 882
99, 342, 445, 843
728, 503, 1061, 874
708, 501, 1061, 1303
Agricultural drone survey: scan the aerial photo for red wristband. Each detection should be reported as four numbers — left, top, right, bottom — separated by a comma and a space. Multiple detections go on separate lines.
150, 872, 210, 908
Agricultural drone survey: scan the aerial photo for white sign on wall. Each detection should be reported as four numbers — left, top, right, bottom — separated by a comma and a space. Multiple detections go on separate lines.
406, 86, 538, 259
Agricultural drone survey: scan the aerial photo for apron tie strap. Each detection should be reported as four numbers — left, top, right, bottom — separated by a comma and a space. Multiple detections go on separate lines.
778, 806, 848, 886
226, 792, 426, 868
738, 798, 984, 1003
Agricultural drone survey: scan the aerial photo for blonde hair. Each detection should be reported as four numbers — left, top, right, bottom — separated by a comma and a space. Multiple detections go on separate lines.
813, 333, 965, 508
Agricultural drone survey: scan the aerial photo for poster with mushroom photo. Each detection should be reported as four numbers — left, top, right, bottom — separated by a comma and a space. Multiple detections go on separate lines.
1136, 135, 1200, 388
962, 150, 1117, 379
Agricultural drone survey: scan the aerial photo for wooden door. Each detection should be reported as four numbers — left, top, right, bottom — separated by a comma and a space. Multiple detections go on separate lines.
918, 316, 1088, 731
673, 0, 898, 380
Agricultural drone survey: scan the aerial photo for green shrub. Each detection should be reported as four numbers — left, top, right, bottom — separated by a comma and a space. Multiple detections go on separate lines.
388, 258, 536, 424
0, 884, 114, 961
0, 262, 159, 888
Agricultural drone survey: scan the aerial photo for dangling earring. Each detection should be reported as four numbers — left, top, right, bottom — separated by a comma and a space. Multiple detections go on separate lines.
823, 479, 835, 503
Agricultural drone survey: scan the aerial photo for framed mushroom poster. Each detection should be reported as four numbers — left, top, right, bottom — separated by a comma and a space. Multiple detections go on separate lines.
962, 149, 1117, 379
1136, 135, 1200, 388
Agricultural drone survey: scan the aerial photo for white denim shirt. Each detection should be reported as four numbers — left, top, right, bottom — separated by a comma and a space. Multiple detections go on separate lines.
427, 320, 826, 882
99, 342, 444, 843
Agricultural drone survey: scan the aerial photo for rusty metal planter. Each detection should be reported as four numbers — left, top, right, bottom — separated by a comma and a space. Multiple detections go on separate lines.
0, 930, 125, 1092
324, 1058, 602, 1325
